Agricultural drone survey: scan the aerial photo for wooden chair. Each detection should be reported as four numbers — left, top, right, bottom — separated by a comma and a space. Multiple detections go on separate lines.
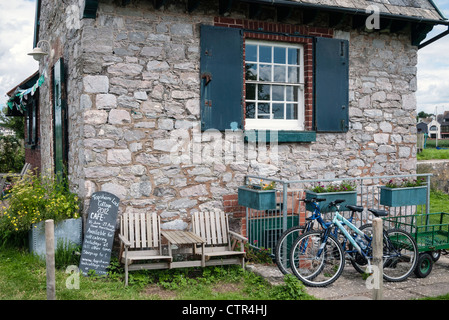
191, 210, 247, 268
0, 163, 31, 199
119, 212, 172, 286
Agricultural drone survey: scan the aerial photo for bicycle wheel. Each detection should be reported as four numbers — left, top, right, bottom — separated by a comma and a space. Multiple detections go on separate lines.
274, 226, 305, 275
290, 230, 345, 287
382, 228, 418, 282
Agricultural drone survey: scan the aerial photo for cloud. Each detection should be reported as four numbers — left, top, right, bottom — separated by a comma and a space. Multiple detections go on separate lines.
0, 0, 38, 108
417, 0, 449, 114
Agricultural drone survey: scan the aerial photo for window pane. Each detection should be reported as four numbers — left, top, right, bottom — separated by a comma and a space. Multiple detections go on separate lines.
245, 63, 257, 81
258, 84, 270, 101
259, 46, 272, 63
272, 85, 284, 101
274, 47, 286, 64
286, 86, 299, 101
288, 66, 300, 83
258, 103, 270, 119
273, 65, 286, 82
246, 102, 256, 119
286, 103, 298, 119
272, 103, 284, 119
259, 64, 272, 81
288, 48, 299, 65
246, 44, 257, 62
246, 83, 256, 100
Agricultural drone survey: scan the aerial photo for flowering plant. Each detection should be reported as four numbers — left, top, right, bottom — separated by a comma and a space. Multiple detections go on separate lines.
385, 177, 426, 189
310, 181, 356, 193
0, 171, 80, 244
246, 179, 276, 190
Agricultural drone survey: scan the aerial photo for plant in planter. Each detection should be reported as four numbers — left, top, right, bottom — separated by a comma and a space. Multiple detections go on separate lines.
238, 179, 277, 210
380, 177, 427, 207
0, 171, 81, 250
305, 181, 357, 212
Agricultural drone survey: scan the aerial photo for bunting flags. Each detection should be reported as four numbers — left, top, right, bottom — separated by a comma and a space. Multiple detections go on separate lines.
2, 58, 49, 114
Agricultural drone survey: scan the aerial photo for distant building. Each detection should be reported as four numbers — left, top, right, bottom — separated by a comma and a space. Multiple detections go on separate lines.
440, 111, 449, 139
0, 127, 15, 136
416, 112, 449, 139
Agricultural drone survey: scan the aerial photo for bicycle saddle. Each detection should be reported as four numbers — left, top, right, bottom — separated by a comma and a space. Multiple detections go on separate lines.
346, 205, 364, 212
368, 208, 388, 217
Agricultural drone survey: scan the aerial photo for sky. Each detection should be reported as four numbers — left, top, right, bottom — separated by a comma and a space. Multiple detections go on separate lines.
0, 0, 448, 115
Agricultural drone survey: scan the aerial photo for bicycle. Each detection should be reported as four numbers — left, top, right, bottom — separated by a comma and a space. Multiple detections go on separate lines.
275, 198, 365, 275
289, 201, 419, 287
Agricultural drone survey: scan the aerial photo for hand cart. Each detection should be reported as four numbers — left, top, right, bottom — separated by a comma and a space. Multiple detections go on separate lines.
383, 212, 449, 278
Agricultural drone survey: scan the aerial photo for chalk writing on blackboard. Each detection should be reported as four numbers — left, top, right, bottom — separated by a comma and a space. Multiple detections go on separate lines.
79, 191, 120, 276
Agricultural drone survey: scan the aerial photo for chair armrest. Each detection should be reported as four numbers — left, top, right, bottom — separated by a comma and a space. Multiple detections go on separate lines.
229, 231, 248, 243
118, 234, 131, 247
0, 173, 19, 178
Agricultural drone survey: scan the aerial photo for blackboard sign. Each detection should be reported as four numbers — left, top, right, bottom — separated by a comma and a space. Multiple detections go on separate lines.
79, 191, 120, 276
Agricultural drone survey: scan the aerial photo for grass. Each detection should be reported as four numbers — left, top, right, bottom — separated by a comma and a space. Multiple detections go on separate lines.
429, 189, 449, 213
417, 148, 449, 160
0, 247, 315, 300
417, 138, 449, 160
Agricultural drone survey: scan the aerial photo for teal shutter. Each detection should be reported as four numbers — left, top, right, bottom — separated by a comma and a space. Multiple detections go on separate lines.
314, 37, 349, 133
200, 25, 243, 131
53, 58, 67, 178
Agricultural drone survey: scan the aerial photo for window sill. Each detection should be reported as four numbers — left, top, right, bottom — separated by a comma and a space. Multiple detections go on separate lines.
244, 130, 316, 143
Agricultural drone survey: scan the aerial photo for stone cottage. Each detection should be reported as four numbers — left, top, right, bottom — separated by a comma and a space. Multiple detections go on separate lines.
27, 0, 447, 234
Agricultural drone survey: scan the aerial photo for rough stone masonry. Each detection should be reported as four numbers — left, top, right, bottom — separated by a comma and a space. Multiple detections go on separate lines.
37, 0, 418, 232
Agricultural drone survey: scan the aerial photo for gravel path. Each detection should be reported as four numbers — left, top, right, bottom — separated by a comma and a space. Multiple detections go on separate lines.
247, 253, 449, 300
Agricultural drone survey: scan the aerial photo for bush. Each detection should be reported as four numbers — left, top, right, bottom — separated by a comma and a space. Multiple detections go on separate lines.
0, 171, 80, 246
0, 135, 24, 173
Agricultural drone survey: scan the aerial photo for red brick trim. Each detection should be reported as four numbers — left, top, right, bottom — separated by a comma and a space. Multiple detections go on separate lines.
214, 17, 334, 131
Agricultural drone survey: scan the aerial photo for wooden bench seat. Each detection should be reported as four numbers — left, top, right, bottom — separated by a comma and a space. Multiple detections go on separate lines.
192, 210, 247, 268
119, 212, 172, 286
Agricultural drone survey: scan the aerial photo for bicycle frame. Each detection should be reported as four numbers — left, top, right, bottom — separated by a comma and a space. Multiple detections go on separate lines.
305, 202, 332, 232
332, 210, 369, 255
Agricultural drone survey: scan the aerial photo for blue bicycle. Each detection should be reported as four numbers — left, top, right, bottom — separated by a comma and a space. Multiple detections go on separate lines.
275, 198, 364, 275
289, 200, 419, 287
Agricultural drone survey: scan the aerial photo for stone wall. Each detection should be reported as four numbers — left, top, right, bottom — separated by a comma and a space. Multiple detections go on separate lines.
37, 0, 84, 180
417, 159, 449, 193
37, 0, 419, 233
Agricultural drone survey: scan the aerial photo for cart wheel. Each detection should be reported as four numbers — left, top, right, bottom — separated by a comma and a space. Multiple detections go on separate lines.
430, 250, 441, 262
414, 253, 433, 278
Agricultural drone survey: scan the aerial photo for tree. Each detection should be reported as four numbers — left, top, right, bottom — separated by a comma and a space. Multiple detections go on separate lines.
417, 111, 432, 120
0, 107, 24, 140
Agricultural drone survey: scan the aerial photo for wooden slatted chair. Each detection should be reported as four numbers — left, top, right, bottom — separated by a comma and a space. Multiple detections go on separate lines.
119, 212, 172, 286
192, 210, 247, 268
0, 163, 31, 200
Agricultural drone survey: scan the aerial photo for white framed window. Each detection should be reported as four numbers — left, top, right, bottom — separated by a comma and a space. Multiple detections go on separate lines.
244, 40, 305, 131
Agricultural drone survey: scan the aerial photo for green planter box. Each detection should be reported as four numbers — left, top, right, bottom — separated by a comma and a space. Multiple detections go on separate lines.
305, 190, 357, 213
238, 186, 277, 211
379, 186, 427, 207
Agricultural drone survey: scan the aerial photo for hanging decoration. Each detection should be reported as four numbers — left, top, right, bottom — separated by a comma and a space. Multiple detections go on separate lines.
2, 39, 52, 114
4, 70, 46, 114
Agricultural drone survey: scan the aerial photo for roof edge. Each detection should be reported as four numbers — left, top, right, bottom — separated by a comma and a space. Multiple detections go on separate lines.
428, 0, 447, 21
240, 0, 449, 25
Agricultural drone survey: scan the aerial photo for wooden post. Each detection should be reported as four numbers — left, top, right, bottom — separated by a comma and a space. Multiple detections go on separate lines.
372, 218, 383, 300
45, 219, 56, 300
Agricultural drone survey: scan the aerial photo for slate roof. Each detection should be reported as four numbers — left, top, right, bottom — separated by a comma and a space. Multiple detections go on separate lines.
280, 0, 447, 23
